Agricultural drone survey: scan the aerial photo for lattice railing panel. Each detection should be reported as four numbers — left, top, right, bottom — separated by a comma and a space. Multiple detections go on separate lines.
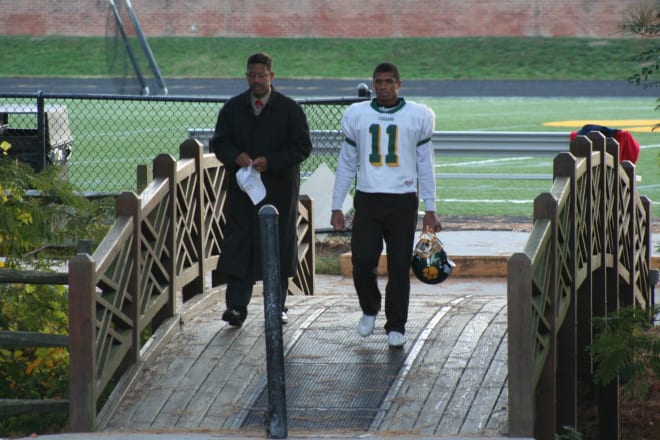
604, 159, 617, 261
138, 179, 172, 327
92, 217, 135, 393
174, 160, 201, 279
553, 178, 573, 325
201, 154, 225, 262
530, 219, 554, 387
618, 168, 634, 284
633, 196, 651, 308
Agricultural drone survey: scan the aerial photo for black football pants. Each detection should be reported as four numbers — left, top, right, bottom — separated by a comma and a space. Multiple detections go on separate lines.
351, 191, 418, 335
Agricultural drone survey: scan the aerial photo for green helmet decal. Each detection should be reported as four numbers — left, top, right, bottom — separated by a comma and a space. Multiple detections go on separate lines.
411, 232, 455, 284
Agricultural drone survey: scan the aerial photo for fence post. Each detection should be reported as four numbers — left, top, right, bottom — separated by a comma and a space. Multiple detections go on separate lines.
553, 153, 579, 431
570, 135, 596, 386
641, 196, 653, 309
533, 193, 558, 440
116, 191, 141, 363
36, 91, 47, 171
604, 136, 620, 316
587, 132, 620, 440
507, 252, 534, 437
68, 253, 97, 432
153, 153, 178, 313
179, 139, 206, 296
136, 163, 152, 194
259, 204, 288, 439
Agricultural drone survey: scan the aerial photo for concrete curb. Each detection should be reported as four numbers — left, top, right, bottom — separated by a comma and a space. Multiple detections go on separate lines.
340, 253, 510, 278
340, 253, 660, 279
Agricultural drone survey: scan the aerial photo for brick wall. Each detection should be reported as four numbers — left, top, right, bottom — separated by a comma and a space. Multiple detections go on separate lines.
0, 0, 639, 38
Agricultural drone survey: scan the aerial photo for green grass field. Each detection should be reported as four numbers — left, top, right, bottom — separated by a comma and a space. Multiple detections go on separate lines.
419, 97, 659, 216
1, 36, 658, 217
50, 95, 657, 218
0, 36, 655, 81
4, 95, 654, 218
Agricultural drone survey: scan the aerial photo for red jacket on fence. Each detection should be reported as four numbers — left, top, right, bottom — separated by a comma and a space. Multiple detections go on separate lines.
569, 124, 640, 164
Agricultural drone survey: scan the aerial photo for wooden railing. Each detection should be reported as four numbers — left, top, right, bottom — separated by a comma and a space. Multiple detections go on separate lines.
0, 241, 90, 418
507, 131, 655, 440
59, 138, 314, 431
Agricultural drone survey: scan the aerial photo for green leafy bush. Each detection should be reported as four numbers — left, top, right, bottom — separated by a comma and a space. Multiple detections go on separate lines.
0, 159, 113, 436
591, 305, 660, 399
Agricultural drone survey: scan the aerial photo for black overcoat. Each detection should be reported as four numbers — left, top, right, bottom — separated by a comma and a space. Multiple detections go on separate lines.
210, 88, 312, 280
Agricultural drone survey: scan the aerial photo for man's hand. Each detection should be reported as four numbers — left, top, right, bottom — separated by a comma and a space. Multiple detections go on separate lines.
330, 210, 346, 231
252, 156, 269, 173
234, 152, 252, 168
422, 212, 443, 233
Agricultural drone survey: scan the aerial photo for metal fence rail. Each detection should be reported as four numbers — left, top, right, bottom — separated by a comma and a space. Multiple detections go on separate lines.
189, 127, 567, 181
189, 127, 569, 157
1, 92, 570, 193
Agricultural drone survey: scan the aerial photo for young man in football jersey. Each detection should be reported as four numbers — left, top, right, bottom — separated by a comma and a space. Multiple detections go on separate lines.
330, 62, 442, 348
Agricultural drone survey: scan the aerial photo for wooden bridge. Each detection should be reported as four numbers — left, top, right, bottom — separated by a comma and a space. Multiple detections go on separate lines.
97, 276, 512, 438
1, 131, 656, 440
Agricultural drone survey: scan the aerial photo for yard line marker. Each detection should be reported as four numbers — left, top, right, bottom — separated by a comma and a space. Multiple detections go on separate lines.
437, 157, 533, 167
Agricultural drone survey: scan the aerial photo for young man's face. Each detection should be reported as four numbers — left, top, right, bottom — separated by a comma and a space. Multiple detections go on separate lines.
373, 71, 401, 107
246, 63, 274, 98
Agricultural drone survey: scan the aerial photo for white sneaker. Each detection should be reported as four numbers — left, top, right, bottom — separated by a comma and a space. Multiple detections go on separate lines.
388, 331, 405, 348
358, 314, 376, 337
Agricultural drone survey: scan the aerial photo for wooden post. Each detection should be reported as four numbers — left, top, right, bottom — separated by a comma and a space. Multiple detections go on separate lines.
553, 154, 578, 431
153, 153, 177, 315
588, 133, 619, 440
68, 253, 97, 432
136, 163, 152, 194
533, 193, 558, 440
180, 139, 206, 297
115, 191, 141, 364
641, 197, 653, 309
507, 252, 535, 437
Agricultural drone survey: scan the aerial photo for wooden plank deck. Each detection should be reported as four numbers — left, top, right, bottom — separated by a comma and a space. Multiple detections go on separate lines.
98, 276, 510, 438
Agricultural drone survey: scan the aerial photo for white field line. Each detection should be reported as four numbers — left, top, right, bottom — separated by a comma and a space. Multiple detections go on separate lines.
436, 156, 535, 167
438, 199, 533, 204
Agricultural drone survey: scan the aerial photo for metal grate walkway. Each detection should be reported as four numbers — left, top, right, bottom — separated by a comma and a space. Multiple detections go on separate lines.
100, 276, 509, 438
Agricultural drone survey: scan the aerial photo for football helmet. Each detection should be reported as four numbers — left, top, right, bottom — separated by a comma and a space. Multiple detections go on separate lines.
411, 232, 455, 284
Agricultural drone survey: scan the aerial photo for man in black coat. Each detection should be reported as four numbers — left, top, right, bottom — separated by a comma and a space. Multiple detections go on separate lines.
210, 52, 312, 327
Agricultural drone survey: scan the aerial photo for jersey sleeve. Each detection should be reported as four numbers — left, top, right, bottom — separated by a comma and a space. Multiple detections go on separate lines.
331, 107, 359, 211
416, 105, 437, 212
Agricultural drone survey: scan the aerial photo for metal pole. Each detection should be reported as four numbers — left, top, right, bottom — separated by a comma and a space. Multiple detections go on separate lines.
36, 91, 46, 171
258, 204, 287, 439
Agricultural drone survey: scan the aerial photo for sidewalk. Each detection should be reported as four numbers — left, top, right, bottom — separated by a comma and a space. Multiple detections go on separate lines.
338, 230, 530, 278
338, 230, 660, 279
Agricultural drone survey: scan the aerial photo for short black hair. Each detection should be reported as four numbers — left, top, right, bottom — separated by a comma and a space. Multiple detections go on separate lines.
373, 62, 400, 80
247, 53, 273, 71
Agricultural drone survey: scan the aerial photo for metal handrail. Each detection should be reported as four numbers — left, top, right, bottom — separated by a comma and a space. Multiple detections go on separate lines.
189, 128, 569, 158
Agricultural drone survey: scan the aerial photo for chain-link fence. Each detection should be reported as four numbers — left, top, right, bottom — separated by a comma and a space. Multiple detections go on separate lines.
0, 92, 365, 194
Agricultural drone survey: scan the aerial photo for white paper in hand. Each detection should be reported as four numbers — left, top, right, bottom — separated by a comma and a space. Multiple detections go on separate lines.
236, 166, 266, 205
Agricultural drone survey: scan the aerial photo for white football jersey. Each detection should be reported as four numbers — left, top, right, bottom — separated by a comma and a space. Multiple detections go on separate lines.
332, 98, 437, 211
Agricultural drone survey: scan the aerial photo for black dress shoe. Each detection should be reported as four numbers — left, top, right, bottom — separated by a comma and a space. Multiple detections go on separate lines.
222, 309, 244, 327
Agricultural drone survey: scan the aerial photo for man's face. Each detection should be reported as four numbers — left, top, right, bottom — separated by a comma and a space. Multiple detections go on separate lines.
373, 71, 401, 107
246, 63, 274, 98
